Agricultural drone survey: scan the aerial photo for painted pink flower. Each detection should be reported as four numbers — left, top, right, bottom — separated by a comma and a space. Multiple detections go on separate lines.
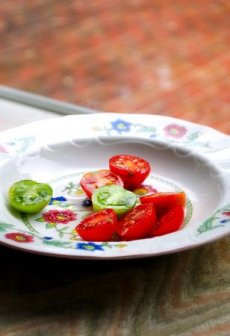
5, 232, 34, 243
164, 124, 187, 139
223, 211, 230, 216
0, 145, 7, 153
42, 209, 77, 224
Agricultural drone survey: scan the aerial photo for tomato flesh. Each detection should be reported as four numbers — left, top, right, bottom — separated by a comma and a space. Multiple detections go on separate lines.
117, 203, 156, 240
140, 192, 186, 215
109, 154, 151, 190
8, 179, 53, 214
92, 185, 137, 216
151, 205, 185, 237
76, 208, 117, 242
80, 169, 124, 198
133, 184, 157, 196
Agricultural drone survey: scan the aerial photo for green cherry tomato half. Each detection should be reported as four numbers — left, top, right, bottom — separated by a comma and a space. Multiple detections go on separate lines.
92, 185, 137, 216
8, 179, 53, 214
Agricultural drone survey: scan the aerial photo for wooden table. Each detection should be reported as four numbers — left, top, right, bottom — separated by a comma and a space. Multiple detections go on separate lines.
0, 90, 229, 336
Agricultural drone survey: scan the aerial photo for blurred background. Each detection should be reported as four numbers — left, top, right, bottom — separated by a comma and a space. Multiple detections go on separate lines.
0, 0, 229, 133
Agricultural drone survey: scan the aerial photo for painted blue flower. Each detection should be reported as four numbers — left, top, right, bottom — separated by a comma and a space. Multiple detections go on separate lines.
76, 242, 104, 251
49, 196, 67, 205
43, 236, 53, 240
220, 219, 230, 224
110, 119, 132, 134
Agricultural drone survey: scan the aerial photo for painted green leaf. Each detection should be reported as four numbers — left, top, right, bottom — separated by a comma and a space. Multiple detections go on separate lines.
59, 226, 69, 232
220, 204, 230, 212
59, 232, 64, 238
197, 203, 230, 234
36, 217, 45, 222
51, 200, 61, 206
62, 181, 78, 195
187, 132, 200, 141
114, 243, 127, 248
197, 216, 219, 234
43, 239, 72, 248
46, 222, 56, 229
0, 223, 14, 232
135, 124, 157, 133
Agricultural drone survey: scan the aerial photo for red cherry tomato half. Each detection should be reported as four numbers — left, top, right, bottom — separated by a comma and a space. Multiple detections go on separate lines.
151, 205, 185, 237
109, 154, 151, 190
117, 203, 156, 241
140, 191, 186, 216
80, 169, 124, 198
76, 208, 117, 242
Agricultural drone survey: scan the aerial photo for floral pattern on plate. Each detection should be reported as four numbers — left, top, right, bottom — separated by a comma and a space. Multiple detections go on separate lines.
197, 204, 230, 235
0, 114, 229, 258
1, 173, 193, 252
99, 118, 210, 147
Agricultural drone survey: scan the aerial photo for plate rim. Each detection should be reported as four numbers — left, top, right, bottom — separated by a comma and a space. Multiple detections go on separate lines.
0, 113, 229, 259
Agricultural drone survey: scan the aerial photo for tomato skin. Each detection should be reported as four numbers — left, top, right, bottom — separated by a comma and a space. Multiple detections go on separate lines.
140, 192, 186, 216
80, 169, 124, 198
109, 154, 151, 190
117, 203, 156, 241
8, 179, 53, 214
76, 208, 117, 242
151, 205, 185, 237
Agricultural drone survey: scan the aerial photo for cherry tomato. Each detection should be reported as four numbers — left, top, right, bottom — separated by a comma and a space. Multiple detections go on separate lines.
117, 203, 156, 241
140, 191, 186, 215
8, 179, 53, 214
133, 184, 157, 196
151, 205, 185, 237
92, 185, 137, 216
76, 208, 117, 242
109, 154, 151, 190
80, 169, 124, 198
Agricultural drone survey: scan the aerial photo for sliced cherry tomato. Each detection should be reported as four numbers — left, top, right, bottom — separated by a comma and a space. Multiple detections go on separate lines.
117, 203, 156, 241
109, 154, 151, 190
92, 185, 137, 216
140, 191, 186, 215
76, 208, 117, 242
8, 179, 53, 214
133, 184, 157, 196
151, 205, 185, 237
80, 169, 124, 198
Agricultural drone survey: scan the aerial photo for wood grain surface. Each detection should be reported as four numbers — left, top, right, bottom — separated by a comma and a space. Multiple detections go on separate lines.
0, 237, 229, 336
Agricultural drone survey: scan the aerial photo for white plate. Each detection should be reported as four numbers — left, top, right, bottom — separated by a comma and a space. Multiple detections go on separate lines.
0, 113, 229, 259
